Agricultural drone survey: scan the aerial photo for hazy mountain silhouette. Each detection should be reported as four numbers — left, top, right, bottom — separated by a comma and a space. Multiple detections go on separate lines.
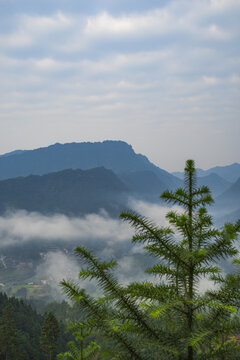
215, 177, 240, 212
119, 170, 168, 201
173, 163, 240, 183
0, 141, 181, 189
197, 173, 232, 197
0, 167, 129, 216
0, 150, 26, 158
196, 163, 240, 183
171, 171, 231, 198
216, 207, 240, 225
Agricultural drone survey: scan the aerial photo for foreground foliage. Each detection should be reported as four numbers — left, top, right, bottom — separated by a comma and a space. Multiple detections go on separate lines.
61, 160, 240, 360
57, 322, 100, 360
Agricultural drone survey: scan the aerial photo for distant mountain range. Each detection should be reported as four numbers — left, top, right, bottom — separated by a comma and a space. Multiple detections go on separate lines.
0, 140, 238, 220
197, 173, 232, 197
0, 141, 181, 190
215, 177, 240, 212
119, 170, 167, 199
0, 167, 128, 216
172, 162, 240, 183
208, 175, 240, 226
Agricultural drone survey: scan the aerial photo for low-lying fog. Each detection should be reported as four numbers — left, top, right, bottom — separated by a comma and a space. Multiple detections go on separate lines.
0, 198, 237, 299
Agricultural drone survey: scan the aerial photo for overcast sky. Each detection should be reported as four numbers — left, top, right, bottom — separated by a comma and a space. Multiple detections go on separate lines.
0, 0, 239, 171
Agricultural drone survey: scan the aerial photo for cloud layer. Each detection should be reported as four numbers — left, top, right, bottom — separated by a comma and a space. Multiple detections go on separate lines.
0, 199, 223, 298
0, 199, 175, 250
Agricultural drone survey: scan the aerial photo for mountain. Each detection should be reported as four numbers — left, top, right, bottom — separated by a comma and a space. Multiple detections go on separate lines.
0, 150, 26, 158
0, 141, 181, 189
215, 177, 240, 212
171, 171, 231, 197
196, 163, 240, 183
119, 170, 168, 200
197, 173, 231, 197
0, 167, 129, 216
173, 163, 240, 183
215, 207, 240, 225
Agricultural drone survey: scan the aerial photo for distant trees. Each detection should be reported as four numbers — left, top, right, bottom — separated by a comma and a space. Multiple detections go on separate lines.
61, 160, 240, 359
0, 292, 46, 359
0, 292, 77, 359
0, 306, 18, 360
40, 312, 60, 360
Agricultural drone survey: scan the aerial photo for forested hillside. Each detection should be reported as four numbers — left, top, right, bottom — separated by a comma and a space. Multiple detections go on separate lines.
0, 293, 73, 359
0, 167, 128, 216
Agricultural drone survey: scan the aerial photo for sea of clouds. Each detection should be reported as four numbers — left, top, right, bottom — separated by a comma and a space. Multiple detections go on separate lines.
0, 199, 231, 298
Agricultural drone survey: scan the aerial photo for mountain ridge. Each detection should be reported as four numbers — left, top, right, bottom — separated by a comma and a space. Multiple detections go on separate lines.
215, 176, 240, 212
0, 167, 129, 216
172, 162, 240, 183
0, 140, 181, 189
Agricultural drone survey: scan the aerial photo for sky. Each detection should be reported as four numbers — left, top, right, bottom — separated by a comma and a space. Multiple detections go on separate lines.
0, 0, 239, 171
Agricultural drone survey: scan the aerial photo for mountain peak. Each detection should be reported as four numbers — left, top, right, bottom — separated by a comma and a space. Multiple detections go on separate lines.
0, 140, 180, 189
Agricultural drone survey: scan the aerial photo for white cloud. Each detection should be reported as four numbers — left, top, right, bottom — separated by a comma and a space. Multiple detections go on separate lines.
203, 75, 220, 85
0, 201, 184, 250
128, 198, 182, 226
84, 9, 173, 38
230, 74, 240, 83
210, 0, 240, 12
0, 11, 72, 49
82, 4, 234, 42
36, 251, 80, 284
0, 1, 238, 54
0, 32, 32, 48
0, 204, 178, 297
35, 58, 59, 70
22, 11, 72, 32
207, 24, 231, 40
0, 210, 132, 248
116, 80, 155, 90
34, 57, 73, 72
35, 251, 88, 299
78, 50, 171, 75
85, 12, 136, 35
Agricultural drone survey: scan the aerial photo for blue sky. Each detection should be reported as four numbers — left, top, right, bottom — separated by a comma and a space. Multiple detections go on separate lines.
0, 0, 239, 171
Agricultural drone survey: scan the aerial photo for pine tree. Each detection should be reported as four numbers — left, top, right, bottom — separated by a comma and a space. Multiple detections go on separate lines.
40, 312, 60, 360
57, 322, 100, 360
0, 306, 18, 360
61, 160, 240, 360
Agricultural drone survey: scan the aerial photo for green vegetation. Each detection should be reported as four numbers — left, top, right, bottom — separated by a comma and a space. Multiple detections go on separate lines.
61, 160, 240, 359
0, 292, 44, 359
57, 323, 100, 360
4, 283, 48, 297
0, 306, 18, 359
0, 268, 34, 283
40, 312, 60, 360
0, 293, 72, 360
